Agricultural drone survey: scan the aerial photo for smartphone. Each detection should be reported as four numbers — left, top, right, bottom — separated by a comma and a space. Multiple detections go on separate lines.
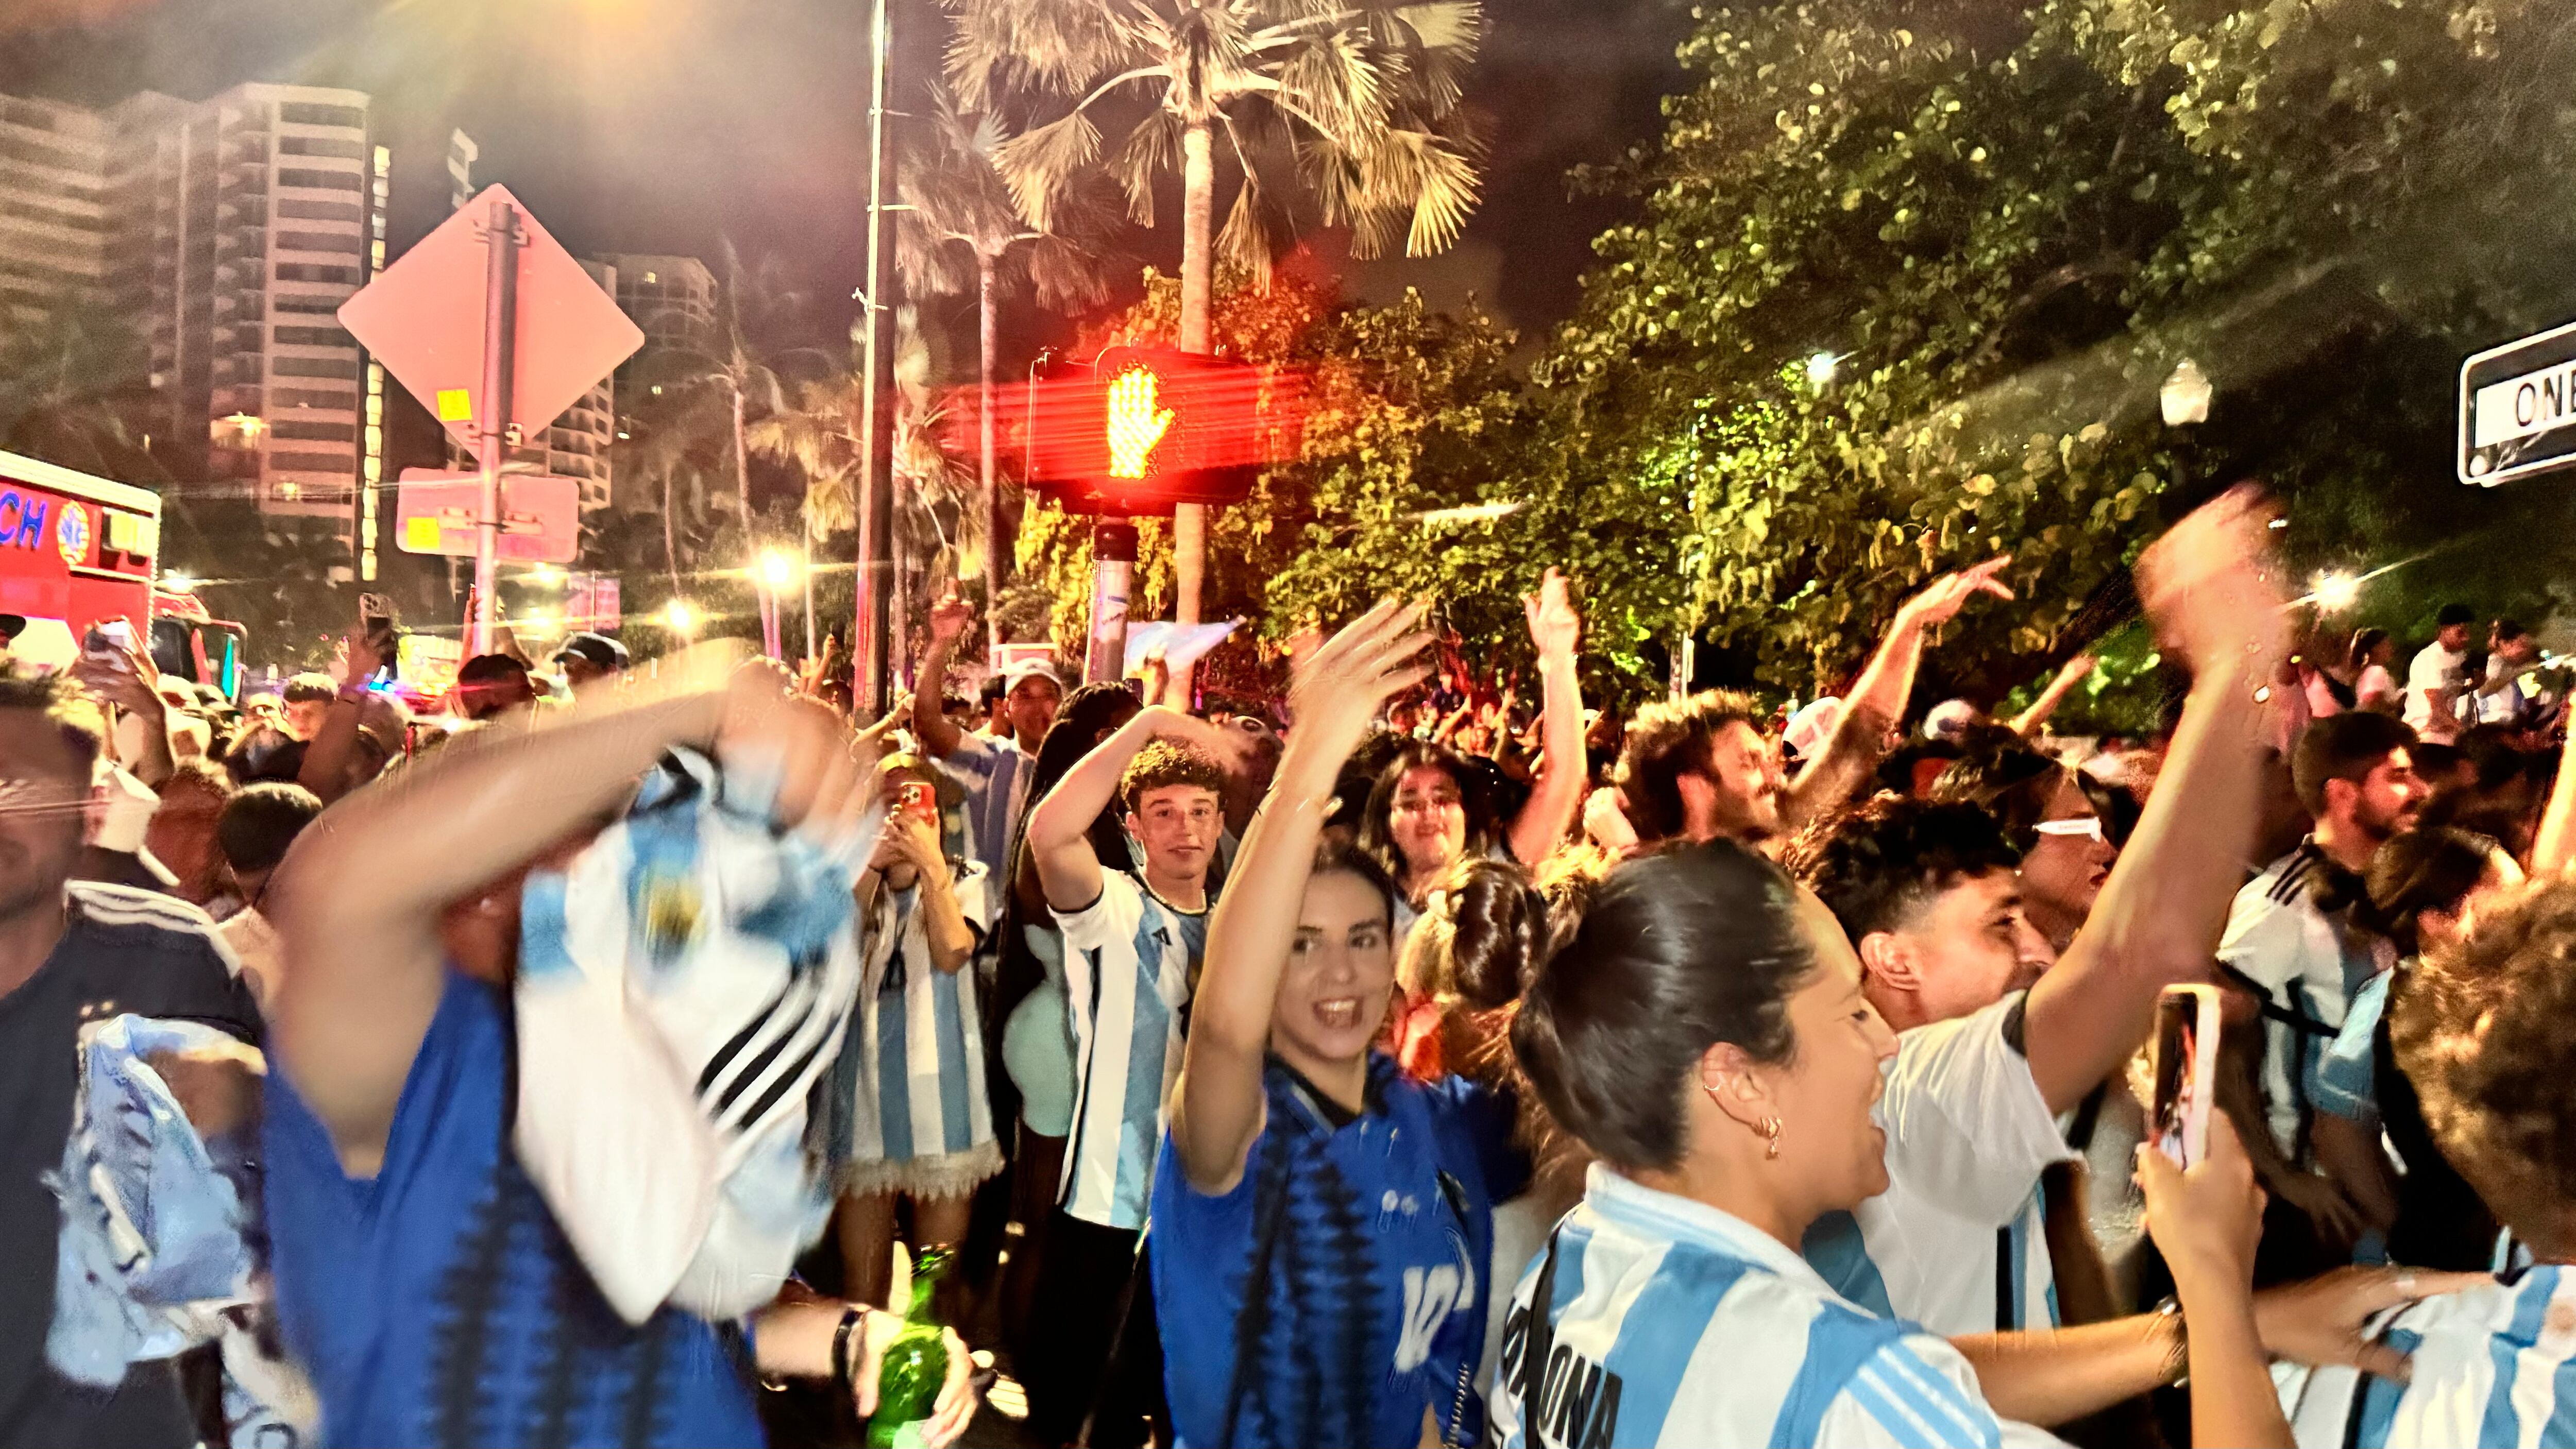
82, 620, 135, 670
897, 780, 938, 827
2150, 984, 2222, 1167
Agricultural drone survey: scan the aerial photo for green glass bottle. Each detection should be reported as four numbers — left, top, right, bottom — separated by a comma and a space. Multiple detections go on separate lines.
866, 1248, 952, 1448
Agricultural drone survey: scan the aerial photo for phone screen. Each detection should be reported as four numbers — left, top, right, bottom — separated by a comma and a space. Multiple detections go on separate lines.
2150, 992, 2210, 1167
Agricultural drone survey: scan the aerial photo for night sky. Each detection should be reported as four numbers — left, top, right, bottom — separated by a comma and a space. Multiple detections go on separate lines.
1, 0, 1695, 364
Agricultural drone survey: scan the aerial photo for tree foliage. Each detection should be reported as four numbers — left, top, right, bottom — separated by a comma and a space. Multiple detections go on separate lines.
1537, 0, 2576, 702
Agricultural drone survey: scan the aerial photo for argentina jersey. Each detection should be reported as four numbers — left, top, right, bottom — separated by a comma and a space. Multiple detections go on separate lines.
1493, 1166, 2064, 1449
1056, 870, 1208, 1230
935, 731, 1035, 876
2280, 1268, 2576, 1448
2217, 840, 2391, 1161
1802, 992, 2072, 1337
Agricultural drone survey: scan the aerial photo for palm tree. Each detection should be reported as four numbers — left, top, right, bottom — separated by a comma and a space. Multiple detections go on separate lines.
948, 0, 1485, 628
896, 89, 1118, 657
614, 245, 827, 600
749, 309, 975, 669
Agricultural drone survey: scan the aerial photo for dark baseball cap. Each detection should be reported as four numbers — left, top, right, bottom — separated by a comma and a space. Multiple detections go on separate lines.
0, 614, 24, 642
551, 632, 630, 672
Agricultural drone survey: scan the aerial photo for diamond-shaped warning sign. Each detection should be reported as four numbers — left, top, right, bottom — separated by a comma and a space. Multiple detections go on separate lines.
340, 185, 642, 449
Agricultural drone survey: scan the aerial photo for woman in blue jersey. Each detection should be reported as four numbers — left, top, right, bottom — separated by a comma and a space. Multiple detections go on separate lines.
1156, 599, 1523, 1449
1495, 837, 2299, 1449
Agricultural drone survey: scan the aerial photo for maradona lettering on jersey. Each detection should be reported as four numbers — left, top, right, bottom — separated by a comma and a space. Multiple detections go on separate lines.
1496, 1302, 1624, 1449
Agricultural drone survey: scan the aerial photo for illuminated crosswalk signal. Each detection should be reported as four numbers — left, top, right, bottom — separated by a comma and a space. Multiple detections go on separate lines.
1023, 346, 1302, 516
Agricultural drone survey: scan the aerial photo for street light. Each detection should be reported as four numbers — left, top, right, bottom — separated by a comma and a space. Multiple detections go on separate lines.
161, 571, 198, 593
2311, 571, 2361, 612
1805, 351, 1841, 387
2161, 359, 2213, 427
525, 563, 565, 589
760, 549, 798, 590
663, 599, 699, 635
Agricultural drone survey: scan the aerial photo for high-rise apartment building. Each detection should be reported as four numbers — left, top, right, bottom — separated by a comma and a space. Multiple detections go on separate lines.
600, 252, 716, 401
101, 83, 378, 536
0, 94, 110, 321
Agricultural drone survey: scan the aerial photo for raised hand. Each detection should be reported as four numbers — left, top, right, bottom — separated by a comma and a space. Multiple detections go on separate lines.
2137, 486, 2292, 678
927, 587, 974, 648
1283, 600, 1434, 775
1896, 555, 2016, 631
1523, 568, 1582, 660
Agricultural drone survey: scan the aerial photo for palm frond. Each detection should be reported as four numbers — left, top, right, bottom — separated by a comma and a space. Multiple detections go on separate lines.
993, 106, 1102, 231
1109, 108, 1183, 227
943, 0, 1140, 110
1216, 163, 1290, 287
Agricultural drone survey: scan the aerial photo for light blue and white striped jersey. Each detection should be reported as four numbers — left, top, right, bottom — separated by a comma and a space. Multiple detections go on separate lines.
935, 731, 1036, 877
1803, 992, 2072, 1337
2281, 1267, 2576, 1448
1056, 870, 1208, 1230
1491, 1166, 2065, 1449
835, 863, 1000, 1181
2218, 839, 2394, 1161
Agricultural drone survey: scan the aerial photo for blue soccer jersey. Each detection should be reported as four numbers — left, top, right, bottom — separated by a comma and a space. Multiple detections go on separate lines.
2281, 1267, 2576, 1448
1150, 1054, 1517, 1449
263, 973, 766, 1449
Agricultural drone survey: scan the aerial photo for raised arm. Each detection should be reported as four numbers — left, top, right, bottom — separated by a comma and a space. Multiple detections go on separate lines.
2021, 491, 2288, 1113
1023, 703, 1236, 912
911, 590, 973, 759
297, 626, 374, 805
2530, 711, 2576, 877
1505, 569, 1587, 869
270, 670, 848, 1175
2009, 653, 2096, 738
74, 630, 177, 791
1783, 556, 2014, 833
1171, 601, 1429, 1195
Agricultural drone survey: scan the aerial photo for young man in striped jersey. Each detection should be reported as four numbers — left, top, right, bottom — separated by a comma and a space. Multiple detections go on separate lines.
1019, 702, 1250, 1447
2217, 711, 2422, 1169
914, 590, 1061, 879
2281, 874, 2576, 1447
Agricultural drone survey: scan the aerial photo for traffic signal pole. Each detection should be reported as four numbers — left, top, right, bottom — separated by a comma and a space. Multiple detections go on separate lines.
472, 196, 520, 657
850, 0, 897, 713
1084, 520, 1138, 685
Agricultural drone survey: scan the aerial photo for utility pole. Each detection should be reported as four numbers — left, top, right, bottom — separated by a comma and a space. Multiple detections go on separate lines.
472, 195, 521, 655
851, 0, 899, 713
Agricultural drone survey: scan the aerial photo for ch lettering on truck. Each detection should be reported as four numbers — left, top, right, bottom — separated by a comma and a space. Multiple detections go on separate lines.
0, 491, 53, 550
1496, 1302, 1624, 1449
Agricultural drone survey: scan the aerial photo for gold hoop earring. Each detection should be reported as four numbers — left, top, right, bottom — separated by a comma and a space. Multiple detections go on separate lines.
1761, 1116, 1784, 1160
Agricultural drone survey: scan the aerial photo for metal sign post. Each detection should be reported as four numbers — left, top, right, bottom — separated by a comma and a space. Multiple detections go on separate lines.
473, 197, 521, 655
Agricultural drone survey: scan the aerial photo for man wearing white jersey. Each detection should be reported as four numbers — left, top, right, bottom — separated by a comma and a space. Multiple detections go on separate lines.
1794, 496, 2290, 1338
2217, 710, 2420, 1170
2278, 874, 2576, 1449
1018, 702, 1246, 1446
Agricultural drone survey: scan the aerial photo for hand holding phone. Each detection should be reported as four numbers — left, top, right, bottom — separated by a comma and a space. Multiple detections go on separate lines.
2150, 984, 2222, 1167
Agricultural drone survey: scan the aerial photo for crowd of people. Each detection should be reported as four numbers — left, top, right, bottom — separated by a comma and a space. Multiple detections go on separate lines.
10, 486, 2576, 1449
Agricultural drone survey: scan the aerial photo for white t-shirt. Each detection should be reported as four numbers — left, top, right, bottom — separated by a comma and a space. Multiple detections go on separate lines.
1802, 992, 2075, 1337
2403, 641, 2467, 738
2475, 655, 2531, 726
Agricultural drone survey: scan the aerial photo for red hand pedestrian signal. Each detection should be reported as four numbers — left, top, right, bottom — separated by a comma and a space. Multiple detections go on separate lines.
1016, 346, 1306, 517
1105, 365, 1178, 479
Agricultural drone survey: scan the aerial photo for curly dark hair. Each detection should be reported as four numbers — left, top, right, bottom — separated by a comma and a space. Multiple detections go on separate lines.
2391, 874, 2576, 1250
1357, 741, 1501, 887
1792, 793, 2021, 943
1119, 738, 1226, 815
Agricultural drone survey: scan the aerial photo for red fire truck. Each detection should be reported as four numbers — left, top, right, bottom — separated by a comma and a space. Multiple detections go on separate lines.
0, 450, 247, 697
